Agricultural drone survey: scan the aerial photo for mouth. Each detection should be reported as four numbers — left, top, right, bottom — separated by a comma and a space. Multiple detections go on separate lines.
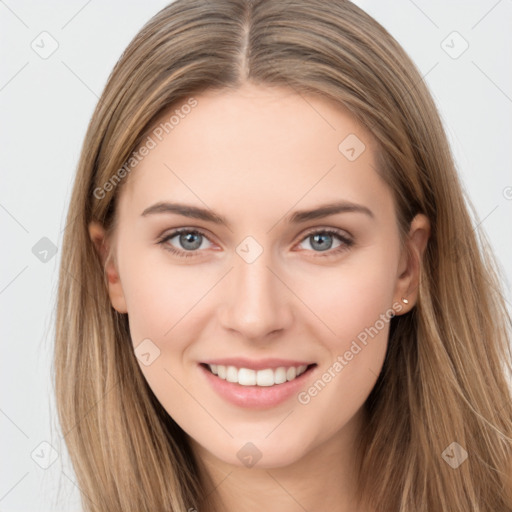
200, 362, 317, 387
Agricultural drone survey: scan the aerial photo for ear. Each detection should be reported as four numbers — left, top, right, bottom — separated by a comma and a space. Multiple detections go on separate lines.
393, 213, 430, 315
88, 221, 128, 314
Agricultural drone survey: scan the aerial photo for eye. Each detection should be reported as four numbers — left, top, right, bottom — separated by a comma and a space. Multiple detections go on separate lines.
157, 228, 214, 258
157, 227, 354, 259
295, 228, 354, 257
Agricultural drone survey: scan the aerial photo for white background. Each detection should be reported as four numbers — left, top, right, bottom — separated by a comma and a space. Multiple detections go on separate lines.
1, 1, 511, 510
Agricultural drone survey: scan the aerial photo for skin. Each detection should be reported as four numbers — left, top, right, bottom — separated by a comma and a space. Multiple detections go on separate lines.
90, 83, 430, 512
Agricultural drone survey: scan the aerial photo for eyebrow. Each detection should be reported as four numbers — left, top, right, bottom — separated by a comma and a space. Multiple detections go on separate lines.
140, 200, 374, 228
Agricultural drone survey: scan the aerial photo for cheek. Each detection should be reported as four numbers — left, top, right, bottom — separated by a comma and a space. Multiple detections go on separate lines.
118, 241, 214, 345
118, 250, 213, 417
291, 250, 396, 408
293, 249, 398, 342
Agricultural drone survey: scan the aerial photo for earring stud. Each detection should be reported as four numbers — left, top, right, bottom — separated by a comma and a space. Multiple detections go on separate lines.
401, 297, 409, 304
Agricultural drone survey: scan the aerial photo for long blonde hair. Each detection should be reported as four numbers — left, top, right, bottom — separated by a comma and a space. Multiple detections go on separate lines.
54, 1, 512, 510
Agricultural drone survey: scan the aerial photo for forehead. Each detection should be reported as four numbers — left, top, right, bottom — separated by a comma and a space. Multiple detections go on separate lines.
119, 84, 391, 224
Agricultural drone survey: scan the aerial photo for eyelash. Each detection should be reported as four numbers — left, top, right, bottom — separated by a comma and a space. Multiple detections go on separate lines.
157, 227, 354, 260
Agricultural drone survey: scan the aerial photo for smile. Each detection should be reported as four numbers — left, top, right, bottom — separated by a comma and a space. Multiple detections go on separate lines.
204, 363, 312, 387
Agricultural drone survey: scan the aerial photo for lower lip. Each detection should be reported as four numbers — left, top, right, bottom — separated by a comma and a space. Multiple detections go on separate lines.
199, 364, 317, 409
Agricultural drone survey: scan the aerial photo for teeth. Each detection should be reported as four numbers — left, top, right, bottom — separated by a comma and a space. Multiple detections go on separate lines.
217, 365, 226, 379
207, 364, 309, 386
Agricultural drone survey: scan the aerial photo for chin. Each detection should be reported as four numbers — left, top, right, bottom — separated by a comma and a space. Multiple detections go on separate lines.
210, 435, 313, 470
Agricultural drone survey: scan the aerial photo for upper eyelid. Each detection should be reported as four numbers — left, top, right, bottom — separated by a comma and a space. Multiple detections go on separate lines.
299, 226, 352, 240
160, 227, 216, 244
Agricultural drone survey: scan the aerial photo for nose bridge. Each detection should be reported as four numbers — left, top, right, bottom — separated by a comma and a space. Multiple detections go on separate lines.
219, 244, 292, 339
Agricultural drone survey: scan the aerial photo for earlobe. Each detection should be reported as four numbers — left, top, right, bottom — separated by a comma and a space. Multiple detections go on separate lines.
393, 213, 431, 314
88, 221, 128, 314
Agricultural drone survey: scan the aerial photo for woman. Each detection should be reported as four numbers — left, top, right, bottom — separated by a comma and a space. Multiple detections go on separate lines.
54, 1, 512, 510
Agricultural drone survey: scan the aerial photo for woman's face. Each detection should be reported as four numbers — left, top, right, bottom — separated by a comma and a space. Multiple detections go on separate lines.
91, 83, 428, 470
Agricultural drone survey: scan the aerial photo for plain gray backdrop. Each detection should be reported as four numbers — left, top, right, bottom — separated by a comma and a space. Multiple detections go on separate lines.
1, 1, 511, 510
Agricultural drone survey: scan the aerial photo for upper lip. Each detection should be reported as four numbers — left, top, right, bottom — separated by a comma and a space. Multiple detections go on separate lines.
201, 358, 316, 371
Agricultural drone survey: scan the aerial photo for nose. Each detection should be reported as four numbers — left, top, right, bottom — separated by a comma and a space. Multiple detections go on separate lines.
218, 249, 294, 341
